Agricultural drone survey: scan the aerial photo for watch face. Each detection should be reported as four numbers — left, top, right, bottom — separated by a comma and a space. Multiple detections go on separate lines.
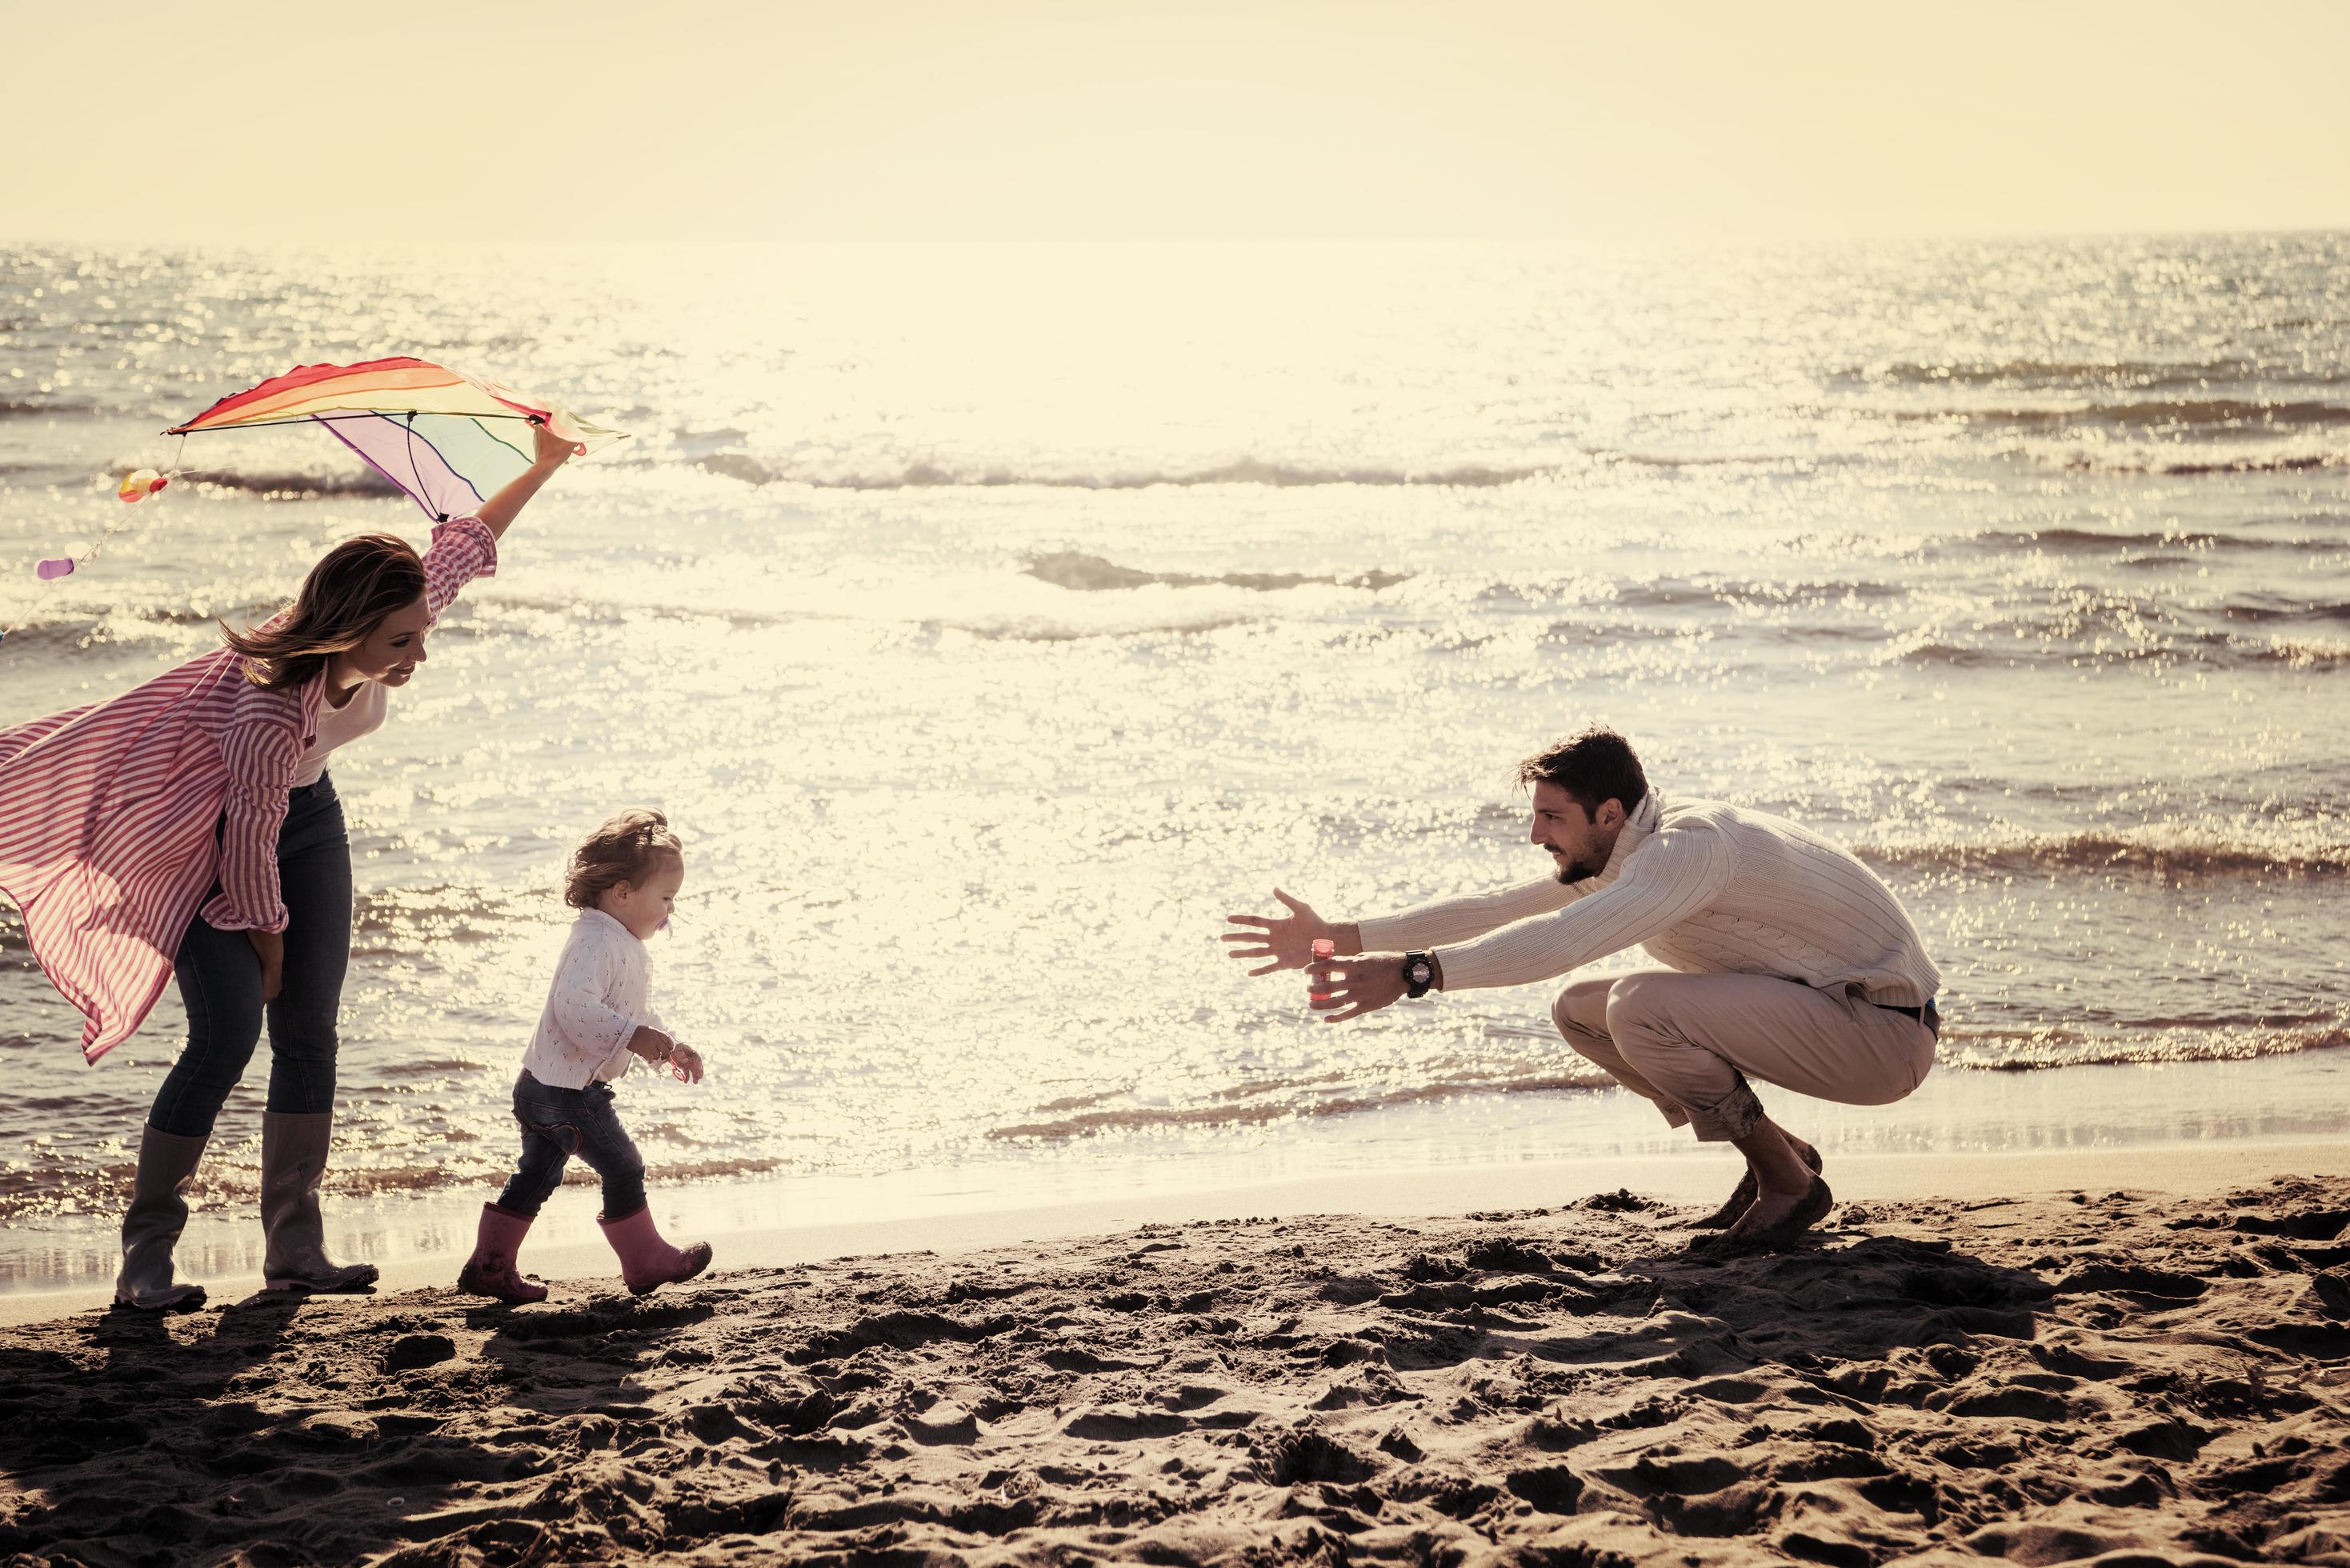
1407, 958, 1432, 984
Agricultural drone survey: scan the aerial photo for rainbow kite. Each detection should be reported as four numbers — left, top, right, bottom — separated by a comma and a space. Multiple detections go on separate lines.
166, 357, 625, 522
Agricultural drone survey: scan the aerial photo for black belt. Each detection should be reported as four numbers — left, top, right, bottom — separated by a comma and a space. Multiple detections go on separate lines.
1876, 998, 1940, 1037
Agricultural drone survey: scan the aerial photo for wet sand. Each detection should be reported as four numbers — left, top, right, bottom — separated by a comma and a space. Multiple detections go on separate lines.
4, 1150, 2348, 1564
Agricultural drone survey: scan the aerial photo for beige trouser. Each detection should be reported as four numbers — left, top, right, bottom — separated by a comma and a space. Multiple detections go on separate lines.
1552, 970, 1938, 1142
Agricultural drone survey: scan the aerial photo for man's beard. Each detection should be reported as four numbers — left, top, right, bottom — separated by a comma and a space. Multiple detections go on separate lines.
1551, 853, 1599, 885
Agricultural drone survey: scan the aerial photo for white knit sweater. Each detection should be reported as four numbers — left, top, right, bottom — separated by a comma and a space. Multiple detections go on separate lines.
521, 909, 667, 1089
1355, 793, 1940, 1006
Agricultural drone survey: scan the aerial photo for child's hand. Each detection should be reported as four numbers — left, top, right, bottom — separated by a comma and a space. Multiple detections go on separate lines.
668, 1042, 704, 1084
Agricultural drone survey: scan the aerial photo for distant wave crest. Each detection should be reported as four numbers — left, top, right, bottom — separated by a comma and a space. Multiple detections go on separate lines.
182, 467, 402, 498
1861, 826, 2349, 877
1899, 398, 2350, 430
988, 1068, 1615, 1142
1969, 526, 2331, 554
1024, 551, 1409, 594
2084, 454, 2347, 477
1838, 358, 2348, 391
2262, 634, 2350, 669
698, 454, 1552, 490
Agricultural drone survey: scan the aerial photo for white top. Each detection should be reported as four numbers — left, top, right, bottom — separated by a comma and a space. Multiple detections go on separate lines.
521, 908, 665, 1089
293, 681, 386, 787
1357, 792, 1942, 1007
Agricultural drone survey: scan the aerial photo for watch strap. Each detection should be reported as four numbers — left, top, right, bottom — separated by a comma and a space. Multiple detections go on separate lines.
1403, 951, 1435, 999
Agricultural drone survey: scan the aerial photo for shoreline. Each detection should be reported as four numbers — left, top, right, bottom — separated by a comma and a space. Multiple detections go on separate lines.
6, 1048, 2348, 1319
8, 1136, 2348, 1330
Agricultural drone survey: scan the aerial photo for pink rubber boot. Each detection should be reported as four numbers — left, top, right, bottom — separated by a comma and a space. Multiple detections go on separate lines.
597, 1203, 712, 1295
457, 1202, 549, 1304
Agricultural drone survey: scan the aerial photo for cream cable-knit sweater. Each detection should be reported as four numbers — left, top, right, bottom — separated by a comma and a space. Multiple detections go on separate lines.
1355, 793, 1941, 1006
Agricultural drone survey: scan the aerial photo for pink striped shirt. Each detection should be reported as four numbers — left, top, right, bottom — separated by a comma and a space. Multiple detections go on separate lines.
0, 518, 497, 1063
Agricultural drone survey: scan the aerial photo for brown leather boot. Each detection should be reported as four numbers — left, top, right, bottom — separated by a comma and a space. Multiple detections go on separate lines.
115, 1124, 210, 1312
259, 1111, 380, 1292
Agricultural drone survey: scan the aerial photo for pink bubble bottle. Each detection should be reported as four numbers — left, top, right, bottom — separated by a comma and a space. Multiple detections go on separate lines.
1309, 937, 1335, 1002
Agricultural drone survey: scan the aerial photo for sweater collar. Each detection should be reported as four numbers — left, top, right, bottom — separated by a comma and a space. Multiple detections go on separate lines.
578, 907, 643, 944
1595, 791, 1663, 884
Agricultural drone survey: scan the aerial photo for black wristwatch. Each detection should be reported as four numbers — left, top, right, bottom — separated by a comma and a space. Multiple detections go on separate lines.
1403, 951, 1437, 999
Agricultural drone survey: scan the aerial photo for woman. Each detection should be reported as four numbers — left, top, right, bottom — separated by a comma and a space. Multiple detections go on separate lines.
0, 422, 577, 1310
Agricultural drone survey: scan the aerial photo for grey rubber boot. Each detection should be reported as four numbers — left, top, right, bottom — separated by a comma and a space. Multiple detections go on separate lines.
258, 1110, 380, 1292
115, 1124, 210, 1312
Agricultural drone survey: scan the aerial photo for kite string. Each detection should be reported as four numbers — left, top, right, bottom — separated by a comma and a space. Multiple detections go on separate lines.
0, 434, 188, 649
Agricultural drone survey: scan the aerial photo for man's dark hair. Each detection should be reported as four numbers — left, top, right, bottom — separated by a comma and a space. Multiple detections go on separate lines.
1515, 728, 1648, 818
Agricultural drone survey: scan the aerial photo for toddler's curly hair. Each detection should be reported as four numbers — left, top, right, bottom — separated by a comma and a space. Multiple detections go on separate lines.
565, 809, 683, 909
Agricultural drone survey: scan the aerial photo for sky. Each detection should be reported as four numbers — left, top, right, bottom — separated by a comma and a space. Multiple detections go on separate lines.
6, 0, 2348, 245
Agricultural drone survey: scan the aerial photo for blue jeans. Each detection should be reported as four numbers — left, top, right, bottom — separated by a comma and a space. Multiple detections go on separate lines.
150, 775, 351, 1138
497, 1070, 648, 1221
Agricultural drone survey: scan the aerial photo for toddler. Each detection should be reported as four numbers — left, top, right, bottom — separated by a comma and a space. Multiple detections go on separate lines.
458, 809, 711, 1302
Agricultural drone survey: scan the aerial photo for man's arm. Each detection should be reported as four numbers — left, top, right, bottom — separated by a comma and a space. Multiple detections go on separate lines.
1354, 876, 1582, 953
1438, 826, 1732, 992
1309, 827, 1735, 1020
1223, 878, 1576, 976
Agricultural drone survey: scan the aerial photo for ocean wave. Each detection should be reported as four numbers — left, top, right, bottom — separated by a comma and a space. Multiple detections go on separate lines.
1836, 358, 2344, 391
2261, 634, 2350, 669
1968, 526, 2327, 553
986, 1015, 2350, 1142
1889, 629, 2350, 674
697, 454, 1554, 490
1610, 450, 1819, 469
942, 611, 1259, 642
1860, 826, 2350, 877
182, 467, 402, 498
987, 1068, 1616, 1142
2217, 596, 2350, 625
349, 886, 519, 947
1609, 576, 1904, 609
1025, 551, 1410, 594
1898, 398, 2350, 430
1, 397, 98, 417
1942, 1022, 2348, 1073
0, 616, 190, 664
2138, 454, 2341, 477
0, 1149, 804, 1220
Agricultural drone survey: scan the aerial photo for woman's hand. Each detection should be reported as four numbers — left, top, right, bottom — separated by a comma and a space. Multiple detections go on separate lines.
668, 1042, 705, 1084
479, 422, 581, 539
1221, 889, 1355, 975
530, 421, 583, 469
246, 929, 286, 1002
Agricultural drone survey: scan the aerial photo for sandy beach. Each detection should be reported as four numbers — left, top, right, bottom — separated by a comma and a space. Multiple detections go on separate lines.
5, 1146, 2347, 1566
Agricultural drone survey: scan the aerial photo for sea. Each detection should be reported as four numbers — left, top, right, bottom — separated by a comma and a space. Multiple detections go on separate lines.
2, 236, 2345, 1293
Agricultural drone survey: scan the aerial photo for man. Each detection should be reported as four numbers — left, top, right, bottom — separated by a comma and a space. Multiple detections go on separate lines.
1222, 728, 1941, 1250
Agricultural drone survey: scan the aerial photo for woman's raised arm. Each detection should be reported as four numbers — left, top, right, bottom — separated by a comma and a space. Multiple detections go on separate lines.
475, 423, 580, 542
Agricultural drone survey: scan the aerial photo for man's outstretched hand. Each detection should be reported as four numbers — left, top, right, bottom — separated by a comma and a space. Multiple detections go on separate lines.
1307, 953, 1407, 1022
1222, 888, 1349, 975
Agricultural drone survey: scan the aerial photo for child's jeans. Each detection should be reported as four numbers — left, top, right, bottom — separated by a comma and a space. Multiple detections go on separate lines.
498, 1070, 648, 1220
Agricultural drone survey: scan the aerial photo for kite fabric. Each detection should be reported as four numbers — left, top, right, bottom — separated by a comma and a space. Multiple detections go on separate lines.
166, 357, 625, 522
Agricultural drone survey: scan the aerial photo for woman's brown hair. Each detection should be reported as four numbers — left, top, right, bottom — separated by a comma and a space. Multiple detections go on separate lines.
220, 534, 427, 690
566, 810, 684, 910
